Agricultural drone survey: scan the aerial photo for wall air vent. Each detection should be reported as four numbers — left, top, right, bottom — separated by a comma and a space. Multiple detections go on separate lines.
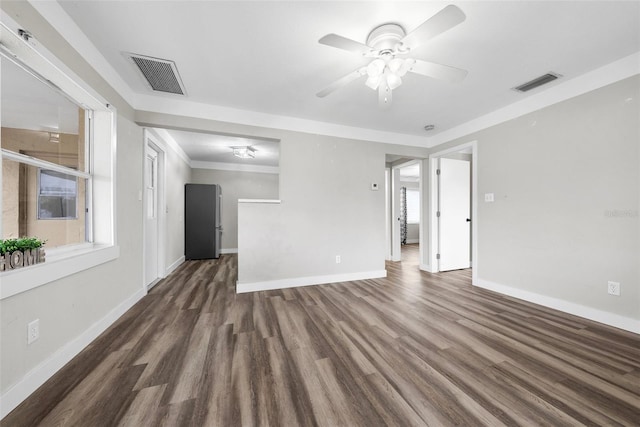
126, 53, 186, 95
513, 72, 561, 93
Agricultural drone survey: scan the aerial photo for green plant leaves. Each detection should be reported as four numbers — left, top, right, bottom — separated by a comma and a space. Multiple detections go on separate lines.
0, 237, 46, 255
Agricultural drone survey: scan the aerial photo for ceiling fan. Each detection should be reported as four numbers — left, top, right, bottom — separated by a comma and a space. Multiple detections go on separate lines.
316, 4, 468, 109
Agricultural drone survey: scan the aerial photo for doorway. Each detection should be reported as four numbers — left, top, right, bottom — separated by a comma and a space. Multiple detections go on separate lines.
385, 157, 423, 266
143, 132, 166, 291
428, 142, 477, 279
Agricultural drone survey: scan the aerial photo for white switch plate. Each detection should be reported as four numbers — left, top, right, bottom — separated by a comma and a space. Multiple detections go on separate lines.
371, 183, 379, 191
607, 281, 620, 296
484, 193, 495, 202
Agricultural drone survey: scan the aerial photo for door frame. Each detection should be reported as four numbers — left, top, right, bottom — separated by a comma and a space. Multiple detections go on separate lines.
142, 129, 167, 292
427, 141, 477, 284
388, 159, 422, 262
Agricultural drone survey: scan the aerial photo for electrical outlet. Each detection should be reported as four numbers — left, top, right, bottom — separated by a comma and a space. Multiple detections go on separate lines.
335, 255, 341, 264
27, 319, 40, 344
484, 193, 495, 202
607, 281, 620, 296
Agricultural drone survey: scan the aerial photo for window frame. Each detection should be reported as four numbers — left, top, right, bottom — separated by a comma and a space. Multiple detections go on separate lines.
0, 21, 118, 300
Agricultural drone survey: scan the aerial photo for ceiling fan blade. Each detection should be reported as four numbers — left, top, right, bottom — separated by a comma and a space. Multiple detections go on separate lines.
316, 67, 366, 98
408, 59, 467, 83
319, 34, 371, 55
401, 5, 466, 50
378, 83, 392, 109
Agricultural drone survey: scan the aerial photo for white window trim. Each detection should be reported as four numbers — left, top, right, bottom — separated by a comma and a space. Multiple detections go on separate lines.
0, 22, 118, 300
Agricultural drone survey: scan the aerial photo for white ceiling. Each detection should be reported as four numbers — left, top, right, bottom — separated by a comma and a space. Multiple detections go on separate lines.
164, 129, 279, 167
38, 1, 640, 150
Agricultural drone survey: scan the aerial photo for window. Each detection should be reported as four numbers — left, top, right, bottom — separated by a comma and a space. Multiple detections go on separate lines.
1, 21, 117, 299
1, 53, 88, 248
38, 169, 79, 219
406, 189, 420, 224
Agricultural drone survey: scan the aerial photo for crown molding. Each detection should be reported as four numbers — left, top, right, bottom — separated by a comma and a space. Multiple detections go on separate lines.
426, 51, 640, 148
191, 161, 279, 175
27, 2, 640, 151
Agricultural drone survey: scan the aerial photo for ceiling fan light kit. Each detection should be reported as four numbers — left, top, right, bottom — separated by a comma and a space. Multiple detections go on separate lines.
317, 4, 468, 109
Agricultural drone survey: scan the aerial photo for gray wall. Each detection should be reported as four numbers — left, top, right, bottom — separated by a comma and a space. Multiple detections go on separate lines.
160, 137, 191, 268
136, 111, 430, 284
1, 115, 144, 394
433, 75, 639, 321
191, 169, 279, 250
0, 1, 143, 397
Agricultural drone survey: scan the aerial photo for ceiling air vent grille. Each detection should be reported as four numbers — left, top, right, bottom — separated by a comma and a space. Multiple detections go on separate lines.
127, 53, 186, 95
513, 73, 561, 93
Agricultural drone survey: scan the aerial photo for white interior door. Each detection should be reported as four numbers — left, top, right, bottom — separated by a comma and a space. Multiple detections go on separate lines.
144, 144, 159, 288
439, 158, 471, 271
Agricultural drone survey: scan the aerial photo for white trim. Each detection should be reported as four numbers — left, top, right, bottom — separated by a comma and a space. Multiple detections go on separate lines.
1, 149, 91, 179
0, 22, 108, 113
236, 270, 387, 294
427, 52, 640, 147
0, 245, 119, 300
0, 287, 145, 419
474, 278, 640, 334
142, 133, 167, 291
419, 264, 434, 273
25, 0, 135, 107
220, 248, 238, 254
146, 128, 191, 166
238, 199, 281, 204
191, 161, 279, 175
166, 255, 185, 276
134, 95, 429, 147
405, 239, 419, 244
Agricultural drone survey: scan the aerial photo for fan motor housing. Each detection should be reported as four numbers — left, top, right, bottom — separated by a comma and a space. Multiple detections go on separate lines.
367, 23, 406, 51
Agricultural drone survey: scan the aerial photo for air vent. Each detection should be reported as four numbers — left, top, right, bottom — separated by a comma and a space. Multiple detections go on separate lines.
126, 53, 186, 95
513, 73, 561, 93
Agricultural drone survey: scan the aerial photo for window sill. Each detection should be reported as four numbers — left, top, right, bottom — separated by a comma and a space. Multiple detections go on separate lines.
0, 244, 120, 300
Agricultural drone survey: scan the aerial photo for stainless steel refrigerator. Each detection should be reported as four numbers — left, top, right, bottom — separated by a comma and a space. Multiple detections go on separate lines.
185, 184, 222, 259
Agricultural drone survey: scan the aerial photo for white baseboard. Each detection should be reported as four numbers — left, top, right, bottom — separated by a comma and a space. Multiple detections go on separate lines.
405, 239, 419, 244
0, 288, 146, 419
221, 248, 238, 254
236, 269, 387, 293
474, 278, 640, 334
165, 256, 185, 276
419, 264, 434, 273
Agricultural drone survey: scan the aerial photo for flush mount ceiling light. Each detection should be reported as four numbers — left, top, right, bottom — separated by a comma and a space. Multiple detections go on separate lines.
232, 146, 256, 159
316, 4, 468, 109
48, 132, 60, 144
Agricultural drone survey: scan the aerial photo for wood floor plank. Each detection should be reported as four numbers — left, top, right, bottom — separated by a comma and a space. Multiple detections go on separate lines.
4, 245, 640, 426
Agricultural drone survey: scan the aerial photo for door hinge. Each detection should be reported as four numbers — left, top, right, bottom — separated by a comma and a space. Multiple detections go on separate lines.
436, 254, 441, 260
436, 169, 441, 175
436, 211, 440, 217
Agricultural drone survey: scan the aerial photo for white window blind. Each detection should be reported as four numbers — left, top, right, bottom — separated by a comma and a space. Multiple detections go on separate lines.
406, 189, 420, 224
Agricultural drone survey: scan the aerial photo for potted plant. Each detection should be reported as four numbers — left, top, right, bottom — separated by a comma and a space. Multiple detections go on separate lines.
0, 237, 46, 271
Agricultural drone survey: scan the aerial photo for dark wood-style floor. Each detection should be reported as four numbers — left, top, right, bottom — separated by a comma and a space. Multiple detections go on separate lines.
4, 244, 640, 426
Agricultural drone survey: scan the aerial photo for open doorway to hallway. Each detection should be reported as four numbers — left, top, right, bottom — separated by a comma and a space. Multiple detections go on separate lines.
385, 156, 422, 267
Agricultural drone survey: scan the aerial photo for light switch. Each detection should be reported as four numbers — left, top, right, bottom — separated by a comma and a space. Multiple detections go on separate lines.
371, 182, 379, 191
484, 193, 495, 202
